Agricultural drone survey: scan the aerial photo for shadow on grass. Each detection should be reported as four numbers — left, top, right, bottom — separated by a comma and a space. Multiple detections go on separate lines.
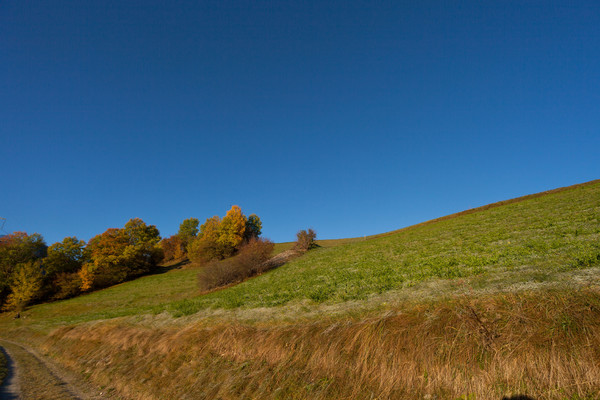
502, 395, 536, 400
151, 259, 191, 275
0, 346, 18, 400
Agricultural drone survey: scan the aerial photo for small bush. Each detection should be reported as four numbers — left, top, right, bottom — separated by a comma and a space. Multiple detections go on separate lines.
295, 228, 318, 251
197, 238, 274, 291
188, 236, 225, 264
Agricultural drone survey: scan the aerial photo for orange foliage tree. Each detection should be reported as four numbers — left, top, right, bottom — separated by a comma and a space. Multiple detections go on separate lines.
80, 219, 163, 291
159, 235, 185, 262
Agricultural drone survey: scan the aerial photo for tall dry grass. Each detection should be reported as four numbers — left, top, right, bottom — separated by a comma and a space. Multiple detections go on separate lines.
38, 288, 600, 400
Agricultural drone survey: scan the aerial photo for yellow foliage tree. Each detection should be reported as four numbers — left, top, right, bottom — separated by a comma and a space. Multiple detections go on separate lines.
2, 260, 43, 312
78, 263, 95, 292
218, 205, 247, 257
187, 216, 223, 263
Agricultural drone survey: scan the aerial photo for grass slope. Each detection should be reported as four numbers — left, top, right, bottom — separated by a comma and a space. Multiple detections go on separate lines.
166, 179, 600, 314
1, 180, 599, 399
2, 179, 599, 331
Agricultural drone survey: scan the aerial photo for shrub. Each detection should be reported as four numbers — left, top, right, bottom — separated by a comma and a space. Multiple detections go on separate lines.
295, 228, 318, 251
188, 236, 224, 264
197, 238, 274, 291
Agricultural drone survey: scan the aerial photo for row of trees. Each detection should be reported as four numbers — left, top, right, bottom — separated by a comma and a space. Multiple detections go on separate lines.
0, 207, 320, 314
0, 218, 162, 312
0, 206, 266, 313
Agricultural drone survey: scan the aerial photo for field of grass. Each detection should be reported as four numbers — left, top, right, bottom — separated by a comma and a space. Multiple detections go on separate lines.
163, 180, 600, 315
1, 180, 598, 329
0, 179, 599, 399
37, 289, 600, 400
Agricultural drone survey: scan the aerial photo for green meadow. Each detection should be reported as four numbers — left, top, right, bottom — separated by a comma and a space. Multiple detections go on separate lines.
3, 180, 598, 332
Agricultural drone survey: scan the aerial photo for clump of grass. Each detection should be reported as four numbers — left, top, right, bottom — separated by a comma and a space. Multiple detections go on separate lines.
40, 289, 600, 399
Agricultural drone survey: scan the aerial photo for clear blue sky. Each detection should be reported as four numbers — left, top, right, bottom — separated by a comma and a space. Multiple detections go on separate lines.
1, 1, 599, 245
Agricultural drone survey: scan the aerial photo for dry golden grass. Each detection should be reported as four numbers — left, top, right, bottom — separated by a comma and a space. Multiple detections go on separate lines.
31, 288, 600, 400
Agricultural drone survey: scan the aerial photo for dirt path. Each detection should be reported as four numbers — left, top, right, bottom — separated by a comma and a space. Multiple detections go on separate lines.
0, 340, 112, 400
0, 346, 19, 400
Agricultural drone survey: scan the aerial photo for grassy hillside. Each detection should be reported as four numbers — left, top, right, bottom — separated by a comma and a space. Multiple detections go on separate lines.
1, 180, 599, 399
164, 180, 600, 314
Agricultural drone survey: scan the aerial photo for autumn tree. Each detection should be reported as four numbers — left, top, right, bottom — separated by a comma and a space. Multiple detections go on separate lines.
81, 219, 163, 291
188, 216, 222, 263
159, 235, 185, 261
218, 205, 247, 257
187, 207, 264, 265
2, 260, 44, 312
0, 232, 47, 308
82, 228, 130, 290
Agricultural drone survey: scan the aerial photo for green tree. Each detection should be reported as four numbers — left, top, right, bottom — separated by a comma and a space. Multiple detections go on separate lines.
244, 214, 262, 242
44, 236, 87, 277
43, 236, 87, 300
178, 218, 199, 242
124, 218, 161, 246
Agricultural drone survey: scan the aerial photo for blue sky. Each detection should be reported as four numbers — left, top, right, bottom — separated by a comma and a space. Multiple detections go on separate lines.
1, 1, 599, 245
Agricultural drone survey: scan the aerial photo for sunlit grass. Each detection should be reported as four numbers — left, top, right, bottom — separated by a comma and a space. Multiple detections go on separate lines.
1, 180, 598, 329
1, 180, 599, 400
166, 181, 600, 314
